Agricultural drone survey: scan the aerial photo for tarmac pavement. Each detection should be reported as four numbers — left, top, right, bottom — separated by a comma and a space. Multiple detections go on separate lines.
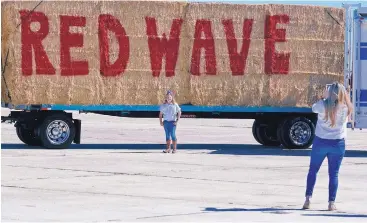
1, 108, 367, 222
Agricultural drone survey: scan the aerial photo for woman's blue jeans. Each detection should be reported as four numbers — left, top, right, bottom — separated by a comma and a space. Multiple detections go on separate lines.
305, 136, 345, 202
163, 121, 177, 141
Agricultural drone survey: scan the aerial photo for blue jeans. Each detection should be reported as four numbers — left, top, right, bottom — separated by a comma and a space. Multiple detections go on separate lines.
163, 121, 177, 141
305, 136, 345, 202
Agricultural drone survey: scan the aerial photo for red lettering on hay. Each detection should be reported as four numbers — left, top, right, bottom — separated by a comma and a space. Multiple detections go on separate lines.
20, 10, 55, 76
222, 19, 253, 76
190, 20, 217, 76
264, 14, 290, 74
18, 11, 294, 78
60, 15, 88, 76
145, 17, 183, 77
99, 14, 130, 76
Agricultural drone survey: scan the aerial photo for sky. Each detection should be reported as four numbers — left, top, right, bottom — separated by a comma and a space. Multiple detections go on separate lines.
189, 0, 366, 8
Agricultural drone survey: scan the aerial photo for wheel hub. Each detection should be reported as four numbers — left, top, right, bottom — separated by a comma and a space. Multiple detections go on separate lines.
46, 120, 70, 145
289, 121, 312, 146
51, 128, 61, 136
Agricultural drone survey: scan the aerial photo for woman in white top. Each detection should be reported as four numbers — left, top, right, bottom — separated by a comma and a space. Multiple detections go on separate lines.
303, 82, 353, 211
159, 90, 181, 153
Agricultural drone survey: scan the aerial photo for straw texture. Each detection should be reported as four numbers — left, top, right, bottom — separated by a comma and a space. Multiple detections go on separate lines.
1, 1, 344, 107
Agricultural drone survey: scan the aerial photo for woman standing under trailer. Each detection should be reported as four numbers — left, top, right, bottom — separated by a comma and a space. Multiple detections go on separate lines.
303, 82, 353, 211
159, 90, 182, 154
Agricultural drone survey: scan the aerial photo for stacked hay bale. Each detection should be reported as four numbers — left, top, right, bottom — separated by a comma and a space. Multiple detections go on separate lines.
187, 3, 344, 106
1, 1, 344, 107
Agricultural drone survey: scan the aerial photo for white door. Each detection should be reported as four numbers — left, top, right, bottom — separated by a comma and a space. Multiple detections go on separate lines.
356, 17, 367, 128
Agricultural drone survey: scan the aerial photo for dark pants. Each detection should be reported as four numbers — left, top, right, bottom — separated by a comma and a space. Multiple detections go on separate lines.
305, 136, 345, 202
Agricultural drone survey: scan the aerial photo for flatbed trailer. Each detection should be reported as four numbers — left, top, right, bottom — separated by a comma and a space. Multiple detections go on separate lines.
2, 3, 366, 149
1, 103, 315, 149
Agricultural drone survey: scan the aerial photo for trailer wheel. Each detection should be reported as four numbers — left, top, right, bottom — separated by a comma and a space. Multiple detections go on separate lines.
255, 121, 281, 147
16, 125, 41, 146
252, 120, 262, 144
277, 117, 315, 149
38, 113, 75, 149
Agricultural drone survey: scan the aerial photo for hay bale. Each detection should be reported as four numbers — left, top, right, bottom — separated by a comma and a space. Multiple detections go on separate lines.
2, 0, 189, 105
186, 3, 344, 106
1, 1, 344, 107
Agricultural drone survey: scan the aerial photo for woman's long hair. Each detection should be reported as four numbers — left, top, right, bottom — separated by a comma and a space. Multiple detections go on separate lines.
323, 82, 347, 127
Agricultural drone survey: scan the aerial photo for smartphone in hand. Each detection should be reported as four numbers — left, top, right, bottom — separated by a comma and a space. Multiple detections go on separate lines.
322, 84, 332, 99
326, 84, 332, 91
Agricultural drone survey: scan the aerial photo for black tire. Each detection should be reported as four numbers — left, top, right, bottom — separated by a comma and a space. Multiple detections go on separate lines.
16, 125, 42, 146
255, 121, 281, 147
277, 122, 292, 149
38, 113, 75, 149
252, 120, 262, 144
277, 116, 315, 149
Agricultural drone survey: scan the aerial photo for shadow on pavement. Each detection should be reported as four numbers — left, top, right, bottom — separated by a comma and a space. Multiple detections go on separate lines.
204, 207, 300, 214
1, 143, 367, 158
208, 146, 367, 158
302, 213, 367, 218
204, 207, 302, 213
203, 207, 367, 218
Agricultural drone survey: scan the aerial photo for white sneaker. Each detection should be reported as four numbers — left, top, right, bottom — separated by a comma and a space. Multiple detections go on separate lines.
302, 200, 311, 209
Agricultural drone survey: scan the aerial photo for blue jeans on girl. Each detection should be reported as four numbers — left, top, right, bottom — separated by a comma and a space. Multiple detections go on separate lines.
163, 121, 177, 141
305, 136, 345, 202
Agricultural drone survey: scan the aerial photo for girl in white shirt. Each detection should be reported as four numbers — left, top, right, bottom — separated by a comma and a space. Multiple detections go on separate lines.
303, 82, 353, 211
159, 90, 181, 153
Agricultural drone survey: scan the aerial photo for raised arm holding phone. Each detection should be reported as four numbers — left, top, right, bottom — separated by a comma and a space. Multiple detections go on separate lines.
303, 82, 353, 211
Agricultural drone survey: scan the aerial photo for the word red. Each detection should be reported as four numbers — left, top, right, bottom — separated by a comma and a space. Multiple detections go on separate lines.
99, 14, 130, 76
20, 10, 56, 75
19, 10, 290, 77
60, 15, 88, 76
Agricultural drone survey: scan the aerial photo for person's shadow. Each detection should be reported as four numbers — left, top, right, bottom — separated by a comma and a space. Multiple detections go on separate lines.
203, 207, 367, 218
204, 207, 300, 214
302, 213, 367, 218
2, 143, 367, 158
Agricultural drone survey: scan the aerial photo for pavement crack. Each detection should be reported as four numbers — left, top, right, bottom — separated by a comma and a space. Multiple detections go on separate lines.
124, 159, 310, 170
136, 211, 209, 220
15, 174, 115, 181
4, 164, 308, 189
0, 184, 256, 206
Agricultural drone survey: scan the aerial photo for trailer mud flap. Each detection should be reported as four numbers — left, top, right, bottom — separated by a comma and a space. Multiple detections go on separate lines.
73, 119, 81, 144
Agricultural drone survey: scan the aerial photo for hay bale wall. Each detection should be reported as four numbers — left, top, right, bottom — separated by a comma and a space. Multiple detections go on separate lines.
1, 1, 344, 107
